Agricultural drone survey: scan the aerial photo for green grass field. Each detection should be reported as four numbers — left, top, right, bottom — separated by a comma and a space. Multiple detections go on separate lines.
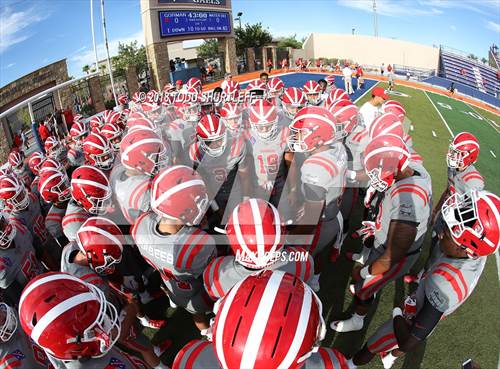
142, 82, 500, 369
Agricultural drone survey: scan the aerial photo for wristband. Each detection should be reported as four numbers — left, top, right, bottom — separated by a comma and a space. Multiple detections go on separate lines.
359, 265, 372, 279
346, 170, 357, 181
392, 307, 403, 319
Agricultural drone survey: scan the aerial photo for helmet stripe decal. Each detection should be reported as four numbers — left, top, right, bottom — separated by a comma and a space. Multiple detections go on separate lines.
240, 271, 285, 368
30, 292, 97, 344
71, 178, 110, 192
77, 224, 123, 251
152, 179, 205, 212
121, 137, 163, 159
249, 199, 265, 259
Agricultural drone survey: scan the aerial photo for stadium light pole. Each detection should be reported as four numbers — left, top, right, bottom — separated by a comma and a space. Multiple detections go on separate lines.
100, 0, 118, 106
90, 0, 99, 71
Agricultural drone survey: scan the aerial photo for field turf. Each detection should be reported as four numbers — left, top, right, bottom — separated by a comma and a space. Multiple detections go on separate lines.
142, 76, 500, 369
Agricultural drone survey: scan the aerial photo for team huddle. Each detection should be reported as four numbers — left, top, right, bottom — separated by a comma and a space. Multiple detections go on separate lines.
0, 74, 498, 369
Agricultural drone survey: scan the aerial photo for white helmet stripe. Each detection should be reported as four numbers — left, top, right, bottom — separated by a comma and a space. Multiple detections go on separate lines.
19, 273, 85, 312
71, 178, 110, 192
40, 171, 62, 193
121, 137, 163, 160
232, 205, 260, 266
240, 271, 285, 368
152, 180, 204, 211
364, 145, 409, 163
78, 225, 123, 251
31, 292, 97, 344
249, 199, 265, 260
198, 122, 212, 137
453, 140, 480, 149
277, 285, 312, 369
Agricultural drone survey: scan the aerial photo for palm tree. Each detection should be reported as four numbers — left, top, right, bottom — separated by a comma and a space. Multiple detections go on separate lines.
82, 65, 90, 74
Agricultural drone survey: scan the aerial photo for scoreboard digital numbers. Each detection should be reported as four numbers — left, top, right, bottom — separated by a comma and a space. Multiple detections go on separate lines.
159, 10, 231, 37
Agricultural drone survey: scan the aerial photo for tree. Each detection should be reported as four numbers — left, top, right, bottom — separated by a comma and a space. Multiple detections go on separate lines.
468, 53, 478, 61
112, 41, 148, 78
481, 57, 488, 64
197, 39, 219, 60
235, 23, 273, 55
15, 107, 31, 129
276, 34, 302, 49
82, 65, 90, 74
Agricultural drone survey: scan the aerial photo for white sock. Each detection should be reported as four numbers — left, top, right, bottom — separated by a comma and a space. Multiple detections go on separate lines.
381, 352, 398, 369
346, 358, 357, 369
330, 313, 365, 332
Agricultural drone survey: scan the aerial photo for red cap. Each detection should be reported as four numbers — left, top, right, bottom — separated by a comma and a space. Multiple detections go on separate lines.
175, 80, 183, 85
372, 87, 389, 100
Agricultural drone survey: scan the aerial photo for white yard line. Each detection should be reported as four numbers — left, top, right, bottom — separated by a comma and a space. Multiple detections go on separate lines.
423, 90, 454, 137
466, 103, 500, 134
354, 81, 380, 103
432, 130, 437, 137
491, 150, 497, 158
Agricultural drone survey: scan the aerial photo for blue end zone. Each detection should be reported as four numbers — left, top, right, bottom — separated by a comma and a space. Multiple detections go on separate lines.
239, 72, 379, 102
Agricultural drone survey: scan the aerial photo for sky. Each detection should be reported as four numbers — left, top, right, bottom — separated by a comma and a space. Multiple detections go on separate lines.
1, 0, 499, 87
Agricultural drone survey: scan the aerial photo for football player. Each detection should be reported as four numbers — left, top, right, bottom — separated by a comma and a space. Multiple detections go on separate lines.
303, 80, 323, 106
286, 106, 347, 285
0, 174, 59, 270
132, 166, 216, 331
246, 100, 293, 213
347, 190, 499, 369
8, 150, 33, 188
203, 198, 315, 301
114, 128, 169, 224
331, 134, 432, 333
67, 120, 88, 167
82, 132, 116, 172
18, 272, 151, 369
0, 302, 51, 368
189, 114, 251, 224
433, 132, 484, 229
0, 213, 44, 303
63, 165, 112, 242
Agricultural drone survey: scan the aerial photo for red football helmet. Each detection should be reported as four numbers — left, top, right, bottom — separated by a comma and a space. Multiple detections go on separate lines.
163, 83, 176, 93
8, 151, 23, 171
120, 129, 169, 176
196, 114, 227, 157
212, 270, 326, 369
186, 77, 202, 92
325, 74, 336, 87
303, 80, 322, 105
381, 100, 406, 123
246, 80, 267, 94
76, 217, 124, 275
117, 94, 129, 106
100, 123, 123, 152
281, 87, 307, 120
442, 190, 500, 258
368, 112, 404, 140
328, 100, 359, 139
226, 198, 284, 269
219, 102, 243, 137
70, 121, 89, 148
38, 167, 71, 204
102, 110, 121, 125
83, 133, 115, 170
39, 157, 64, 174
447, 132, 480, 169
44, 136, 64, 159
131, 91, 144, 104
223, 80, 241, 100
248, 100, 279, 141
0, 213, 16, 250
70, 165, 112, 215
19, 272, 120, 360
151, 166, 208, 226
73, 114, 83, 122
174, 89, 201, 122
89, 115, 104, 133
127, 115, 161, 138
288, 106, 337, 152
268, 78, 285, 98
0, 175, 29, 211
325, 89, 350, 108
0, 303, 18, 342
363, 134, 411, 192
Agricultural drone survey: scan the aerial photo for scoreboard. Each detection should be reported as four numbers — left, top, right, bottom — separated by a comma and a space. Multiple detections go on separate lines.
159, 10, 232, 37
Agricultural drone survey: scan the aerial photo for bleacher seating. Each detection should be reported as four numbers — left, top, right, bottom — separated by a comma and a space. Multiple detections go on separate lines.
439, 48, 499, 97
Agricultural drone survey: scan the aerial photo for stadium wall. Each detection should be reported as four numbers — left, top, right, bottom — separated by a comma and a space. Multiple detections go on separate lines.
303, 33, 440, 71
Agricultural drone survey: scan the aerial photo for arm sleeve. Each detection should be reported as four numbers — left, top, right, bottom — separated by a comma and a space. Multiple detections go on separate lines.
410, 296, 443, 341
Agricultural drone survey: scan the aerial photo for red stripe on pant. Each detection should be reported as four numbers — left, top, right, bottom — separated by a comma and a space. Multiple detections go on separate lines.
356, 257, 407, 301
368, 333, 398, 353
